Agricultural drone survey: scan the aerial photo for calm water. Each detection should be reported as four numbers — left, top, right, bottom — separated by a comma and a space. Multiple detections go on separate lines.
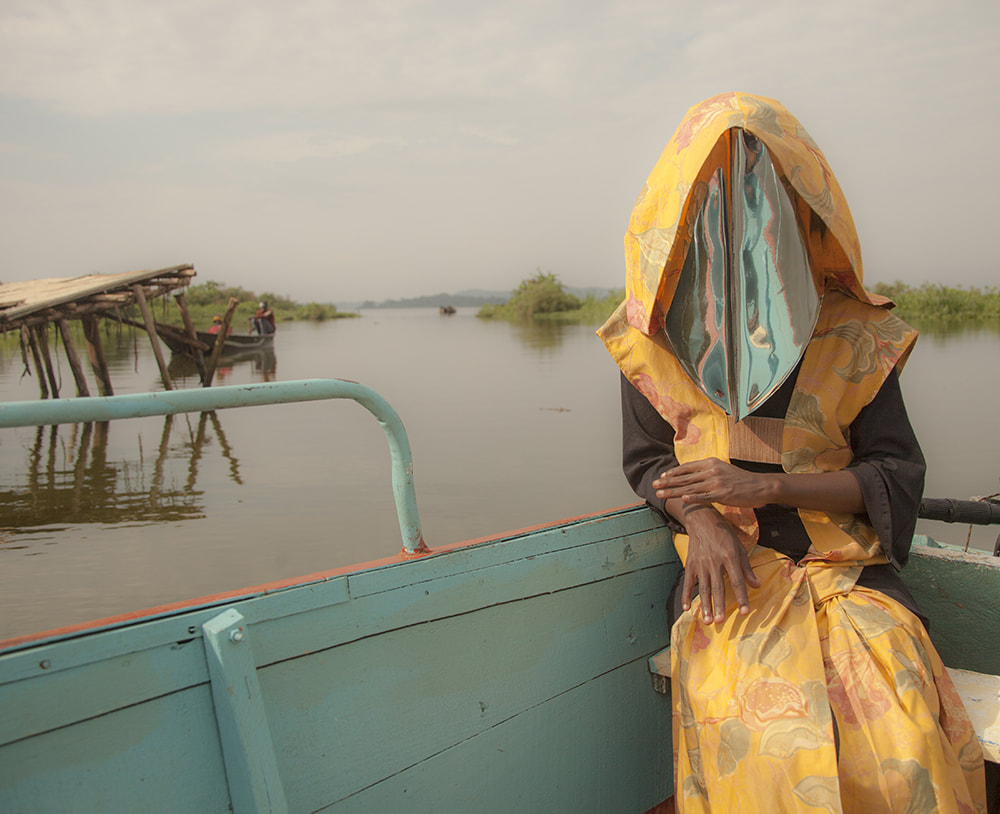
0, 310, 997, 640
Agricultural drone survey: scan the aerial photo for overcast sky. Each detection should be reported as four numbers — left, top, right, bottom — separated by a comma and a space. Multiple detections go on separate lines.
1, 0, 997, 305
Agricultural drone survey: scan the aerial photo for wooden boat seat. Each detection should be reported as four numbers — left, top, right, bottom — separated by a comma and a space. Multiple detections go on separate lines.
647, 646, 1000, 764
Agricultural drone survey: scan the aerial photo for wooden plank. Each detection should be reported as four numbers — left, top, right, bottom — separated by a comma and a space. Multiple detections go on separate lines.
0, 536, 674, 812
902, 544, 1000, 675
0, 528, 670, 743
31, 324, 60, 398
203, 298, 240, 387
174, 292, 206, 381
947, 668, 1000, 763
56, 319, 90, 397
132, 284, 174, 391
262, 566, 671, 810
0, 686, 231, 813
20, 326, 48, 399
0, 265, 194, 323
81, 315, 113, 396
202, 610, 288, 814
326, 660, 673, 814
345, 507, 674, 599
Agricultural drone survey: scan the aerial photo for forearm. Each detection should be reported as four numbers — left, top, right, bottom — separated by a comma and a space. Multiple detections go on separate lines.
655, 458, 866, 515
766, 469, 865, 515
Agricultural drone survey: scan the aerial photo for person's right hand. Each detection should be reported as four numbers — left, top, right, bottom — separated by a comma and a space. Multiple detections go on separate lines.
680, 504, 760, 624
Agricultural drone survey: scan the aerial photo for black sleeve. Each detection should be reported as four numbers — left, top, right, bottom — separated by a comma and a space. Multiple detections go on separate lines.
620, 373, 686, 533
844, 368, 926, 568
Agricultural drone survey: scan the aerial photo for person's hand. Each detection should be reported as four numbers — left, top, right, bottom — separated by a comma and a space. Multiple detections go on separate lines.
677, 504, 760, 624
653, 458, 776, 509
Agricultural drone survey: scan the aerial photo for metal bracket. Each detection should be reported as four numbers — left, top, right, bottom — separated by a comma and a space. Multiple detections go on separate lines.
202, 608, 289, 814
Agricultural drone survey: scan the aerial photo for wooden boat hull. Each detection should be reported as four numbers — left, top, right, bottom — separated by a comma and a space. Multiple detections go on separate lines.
158, 327, 274, 357
0, 506, 677, 813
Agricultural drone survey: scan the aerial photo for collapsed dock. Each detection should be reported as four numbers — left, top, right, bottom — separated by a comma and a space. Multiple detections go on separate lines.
0, 264, 230, 398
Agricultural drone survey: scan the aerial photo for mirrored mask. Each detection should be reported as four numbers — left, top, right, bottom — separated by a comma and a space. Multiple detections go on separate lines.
663, 128, 821, 421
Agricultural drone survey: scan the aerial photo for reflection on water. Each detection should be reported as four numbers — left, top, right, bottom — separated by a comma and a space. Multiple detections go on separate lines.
508, 318, 572, 351
0, 412, 243, 529
168, 349, 277, 385
910, 317, 1000, 340
0, 309, 997, 640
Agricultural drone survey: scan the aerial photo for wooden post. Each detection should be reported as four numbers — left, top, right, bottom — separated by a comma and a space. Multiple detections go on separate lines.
32, 324, 61, 399
56, 319, 91, 397
21, 325, 49, 399
203, 298, 240, 387
82, 315, 114, 396
174, 292, 207, 383
133, 284, 174, 391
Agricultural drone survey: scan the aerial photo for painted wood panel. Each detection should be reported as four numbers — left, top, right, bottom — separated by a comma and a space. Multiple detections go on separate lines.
0, 506, 681, 813
264, 565, 672, 811
329, 661, 672, 814
901, 543, 1000, 676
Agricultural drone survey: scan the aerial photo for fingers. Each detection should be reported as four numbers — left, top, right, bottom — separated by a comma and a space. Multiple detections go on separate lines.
725, 561, 751, 616
653, 461, 721, 503
681, 568, 697, 615
684, 550, 759, 623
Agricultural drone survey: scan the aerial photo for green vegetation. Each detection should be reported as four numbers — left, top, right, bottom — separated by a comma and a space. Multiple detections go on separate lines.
871, 281, 1000, 321
477, 270, 622, 324
478, 272, 1000, 327
164, 280, 355, 330
478, 271, 591, 320
541, 288, 624, 323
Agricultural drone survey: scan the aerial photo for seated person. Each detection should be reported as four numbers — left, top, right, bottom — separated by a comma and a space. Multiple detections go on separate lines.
598, 92, 985, 813
252, 301, 276, 335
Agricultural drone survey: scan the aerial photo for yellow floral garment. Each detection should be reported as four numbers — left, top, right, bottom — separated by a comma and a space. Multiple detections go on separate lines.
599, 93, 986, 812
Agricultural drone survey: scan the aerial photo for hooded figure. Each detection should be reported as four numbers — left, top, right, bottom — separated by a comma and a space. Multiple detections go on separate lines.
600, 93, 985, 813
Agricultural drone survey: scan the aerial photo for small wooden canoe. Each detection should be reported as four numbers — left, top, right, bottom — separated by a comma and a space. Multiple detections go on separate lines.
157, 327, 274, 357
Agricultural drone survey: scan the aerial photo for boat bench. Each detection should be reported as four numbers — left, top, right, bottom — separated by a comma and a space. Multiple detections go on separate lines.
647, 647, 1000, 764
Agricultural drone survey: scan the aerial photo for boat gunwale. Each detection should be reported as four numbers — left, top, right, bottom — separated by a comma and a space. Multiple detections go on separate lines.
0, 503, 660, 659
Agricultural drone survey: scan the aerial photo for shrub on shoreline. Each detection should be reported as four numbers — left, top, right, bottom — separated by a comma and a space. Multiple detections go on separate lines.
477, 271, 581, 319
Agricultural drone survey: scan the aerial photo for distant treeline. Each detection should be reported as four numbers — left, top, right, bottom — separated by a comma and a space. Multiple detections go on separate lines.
171, 281, 356, 328
871, 281, 1000, 320
358, 292, 507, 309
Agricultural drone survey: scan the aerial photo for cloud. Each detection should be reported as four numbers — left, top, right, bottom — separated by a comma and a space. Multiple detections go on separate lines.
223, 132, 406, 163
0, 0, 998, 301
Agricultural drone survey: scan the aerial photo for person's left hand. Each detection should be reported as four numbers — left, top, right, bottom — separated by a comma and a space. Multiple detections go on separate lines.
653, 457, 777, 508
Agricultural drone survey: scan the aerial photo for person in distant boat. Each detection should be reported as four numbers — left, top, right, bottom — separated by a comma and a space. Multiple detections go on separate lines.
252, 301, 276, 335
207, 314, 231, 336
599, 93, 985, 813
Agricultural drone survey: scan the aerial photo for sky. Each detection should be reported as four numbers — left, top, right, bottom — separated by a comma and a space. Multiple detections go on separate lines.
1, 0, 997, 306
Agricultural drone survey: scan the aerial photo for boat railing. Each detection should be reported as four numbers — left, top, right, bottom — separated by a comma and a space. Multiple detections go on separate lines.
0, 379, 428, 556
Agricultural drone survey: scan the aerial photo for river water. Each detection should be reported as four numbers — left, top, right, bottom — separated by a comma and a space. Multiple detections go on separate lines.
0, 309, 997, 640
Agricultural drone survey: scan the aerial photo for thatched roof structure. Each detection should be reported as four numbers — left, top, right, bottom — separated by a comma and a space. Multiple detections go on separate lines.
0, 264, 195, 331
0, 264, 201, 399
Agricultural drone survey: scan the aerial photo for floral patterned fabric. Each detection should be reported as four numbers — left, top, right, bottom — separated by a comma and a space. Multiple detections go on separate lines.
598, 93, 986, 812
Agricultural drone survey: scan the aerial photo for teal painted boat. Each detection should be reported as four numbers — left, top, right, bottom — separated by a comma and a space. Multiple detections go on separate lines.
0, 381, 996, 813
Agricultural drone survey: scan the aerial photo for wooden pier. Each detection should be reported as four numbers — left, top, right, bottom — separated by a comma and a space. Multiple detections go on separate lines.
0, 264, 229, 397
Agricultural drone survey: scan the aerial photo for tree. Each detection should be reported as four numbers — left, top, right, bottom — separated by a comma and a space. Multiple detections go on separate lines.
480, 270, 581, 319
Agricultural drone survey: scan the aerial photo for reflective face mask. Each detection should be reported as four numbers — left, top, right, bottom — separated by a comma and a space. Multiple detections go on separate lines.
663, 128, 821, 421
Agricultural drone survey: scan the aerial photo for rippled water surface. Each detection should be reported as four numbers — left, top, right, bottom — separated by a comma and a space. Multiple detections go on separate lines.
0, 310, 997, 639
